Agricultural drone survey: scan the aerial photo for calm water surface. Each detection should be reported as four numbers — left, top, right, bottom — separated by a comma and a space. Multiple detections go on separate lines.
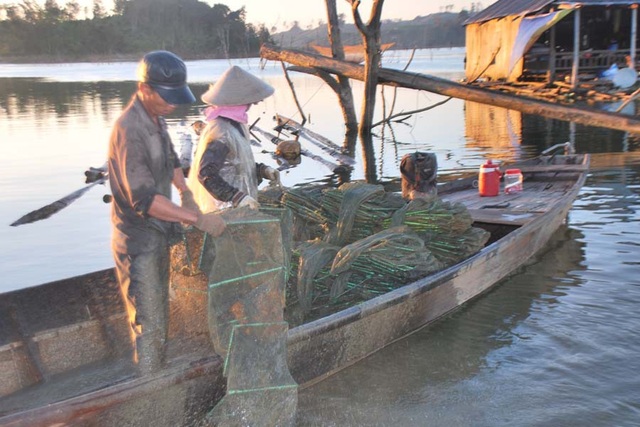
1, 48, 639, 426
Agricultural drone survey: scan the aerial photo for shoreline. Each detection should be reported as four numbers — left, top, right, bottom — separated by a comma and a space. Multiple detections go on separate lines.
0, 53, 143, 64
0, 52, 243, 65
0, 46, 465, 65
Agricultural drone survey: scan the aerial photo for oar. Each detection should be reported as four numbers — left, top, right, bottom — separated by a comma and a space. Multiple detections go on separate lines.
10, 177, 107, 227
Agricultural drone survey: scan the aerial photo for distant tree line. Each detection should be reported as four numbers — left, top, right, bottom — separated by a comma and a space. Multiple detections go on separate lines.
0, 0, 273, 60
274, 11, 473, 51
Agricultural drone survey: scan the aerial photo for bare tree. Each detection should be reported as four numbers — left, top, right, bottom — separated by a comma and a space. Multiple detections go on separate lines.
325, 0, 358, 138
347, 0, 384, 138
337, 0, 383, 181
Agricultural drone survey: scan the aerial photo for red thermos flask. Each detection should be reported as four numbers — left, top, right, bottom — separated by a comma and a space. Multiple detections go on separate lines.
479, 160, 500, 197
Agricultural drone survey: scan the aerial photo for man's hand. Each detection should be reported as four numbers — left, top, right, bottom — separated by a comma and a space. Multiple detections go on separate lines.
195, 212, 226, 237
262, 166, 281, 187
180, 189, 200, 214
237, 195, 259, 210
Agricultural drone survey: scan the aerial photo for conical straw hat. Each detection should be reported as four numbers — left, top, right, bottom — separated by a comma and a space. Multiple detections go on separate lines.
201, 65, 274, 106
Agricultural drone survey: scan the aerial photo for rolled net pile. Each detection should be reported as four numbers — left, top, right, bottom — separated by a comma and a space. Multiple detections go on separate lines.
258, 182, 490, 323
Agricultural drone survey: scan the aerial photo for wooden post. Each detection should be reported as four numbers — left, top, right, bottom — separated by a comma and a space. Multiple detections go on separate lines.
631, 5, 638, 68
569, 121, 576, 153
571, 7, 581, 89
549, 24, 557, 83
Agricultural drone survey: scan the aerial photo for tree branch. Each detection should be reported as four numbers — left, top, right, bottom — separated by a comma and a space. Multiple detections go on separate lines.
372, 96, 452, 128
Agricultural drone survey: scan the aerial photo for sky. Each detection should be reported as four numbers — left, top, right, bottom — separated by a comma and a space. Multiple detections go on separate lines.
218, 1, 477, 30
0, 0, 480, 30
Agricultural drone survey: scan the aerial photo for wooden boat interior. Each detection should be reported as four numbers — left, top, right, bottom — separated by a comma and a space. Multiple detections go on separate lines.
0, 269, 224, 423
440, 155, 588, 228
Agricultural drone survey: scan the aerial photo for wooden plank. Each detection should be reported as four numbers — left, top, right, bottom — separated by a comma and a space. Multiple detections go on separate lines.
518, 164, 588, 173
0, 357, 224, 426
467, 209, 541, 226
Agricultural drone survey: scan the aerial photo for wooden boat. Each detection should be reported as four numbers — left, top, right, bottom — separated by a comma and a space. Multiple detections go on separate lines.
309, 42, 395, 63
0, 153, 589, 426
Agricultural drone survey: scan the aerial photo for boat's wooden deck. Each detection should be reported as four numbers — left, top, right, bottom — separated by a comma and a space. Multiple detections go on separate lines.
442, 178, 579, 226
0, 268, 218, 418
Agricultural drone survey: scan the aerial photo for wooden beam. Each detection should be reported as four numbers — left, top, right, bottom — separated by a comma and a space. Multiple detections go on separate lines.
467, 209, 540, 226
517, 164, 588, 173
571, 7, 581, 89
260, 44, 640, 134
549, 25, 556, 83
631, 6, 638, 68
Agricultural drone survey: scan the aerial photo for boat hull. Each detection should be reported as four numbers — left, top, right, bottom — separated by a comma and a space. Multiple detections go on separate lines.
288, 184, 574, 385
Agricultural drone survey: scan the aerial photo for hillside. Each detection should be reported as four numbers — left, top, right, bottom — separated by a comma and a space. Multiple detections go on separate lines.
273, 12, 468, 52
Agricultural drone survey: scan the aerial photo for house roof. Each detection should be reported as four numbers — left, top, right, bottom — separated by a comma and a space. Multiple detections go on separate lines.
464, 0, 640, 25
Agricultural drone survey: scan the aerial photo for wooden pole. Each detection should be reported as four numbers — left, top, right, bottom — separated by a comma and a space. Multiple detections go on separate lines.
260, 44, 640, 134
280, 62, 307, 126
571, 7, 581, 89
631, 5, 638, 68
549, 24, 557, 83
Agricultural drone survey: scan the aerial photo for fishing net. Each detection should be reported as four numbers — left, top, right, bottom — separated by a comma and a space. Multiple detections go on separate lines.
294, 241, 340, 313
171, 207, 298, 425
421, 227, 490, 267
330, 226, 442, 277
321, 182, 405, 245
256, 181, 490, 322
167, 171, 488, 422
387, 197, 473, 234
279, 185, 328, 241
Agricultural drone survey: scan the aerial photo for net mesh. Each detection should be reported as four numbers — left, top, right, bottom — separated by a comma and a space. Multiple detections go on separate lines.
172, 181, 491, 327
172, 208, 297, 425
255, 181, 490, 324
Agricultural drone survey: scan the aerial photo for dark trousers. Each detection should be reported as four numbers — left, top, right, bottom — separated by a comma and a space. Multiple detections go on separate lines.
113, 241, 169, 375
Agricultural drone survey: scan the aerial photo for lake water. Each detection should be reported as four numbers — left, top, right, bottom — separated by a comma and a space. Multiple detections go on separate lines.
1, 48, 639, 426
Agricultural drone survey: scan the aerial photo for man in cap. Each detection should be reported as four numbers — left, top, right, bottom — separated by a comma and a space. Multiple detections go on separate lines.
188, 65, 280, 213
108, 50, 226, 374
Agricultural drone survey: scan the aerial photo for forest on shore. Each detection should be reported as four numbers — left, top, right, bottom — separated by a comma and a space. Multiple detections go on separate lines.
0, 0, 476, 63
0, 0, 272, 62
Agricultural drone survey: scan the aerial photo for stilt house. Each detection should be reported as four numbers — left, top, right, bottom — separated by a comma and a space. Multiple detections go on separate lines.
464, 0, 640, 85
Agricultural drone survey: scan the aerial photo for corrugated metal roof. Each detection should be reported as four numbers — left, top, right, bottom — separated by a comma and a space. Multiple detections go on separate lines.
464, 0, 640, 25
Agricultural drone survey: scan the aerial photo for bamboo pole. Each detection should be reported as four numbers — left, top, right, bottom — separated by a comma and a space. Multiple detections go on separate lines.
260, 44, 640, 134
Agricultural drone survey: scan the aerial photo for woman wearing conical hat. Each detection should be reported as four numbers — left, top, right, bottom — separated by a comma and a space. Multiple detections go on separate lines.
188, 65, 280, 213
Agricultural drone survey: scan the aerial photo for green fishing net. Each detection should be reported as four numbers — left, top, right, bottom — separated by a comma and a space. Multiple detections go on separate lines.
173, 181, 489, 325
171, 208, 297, 425
257, 181, 489, 323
